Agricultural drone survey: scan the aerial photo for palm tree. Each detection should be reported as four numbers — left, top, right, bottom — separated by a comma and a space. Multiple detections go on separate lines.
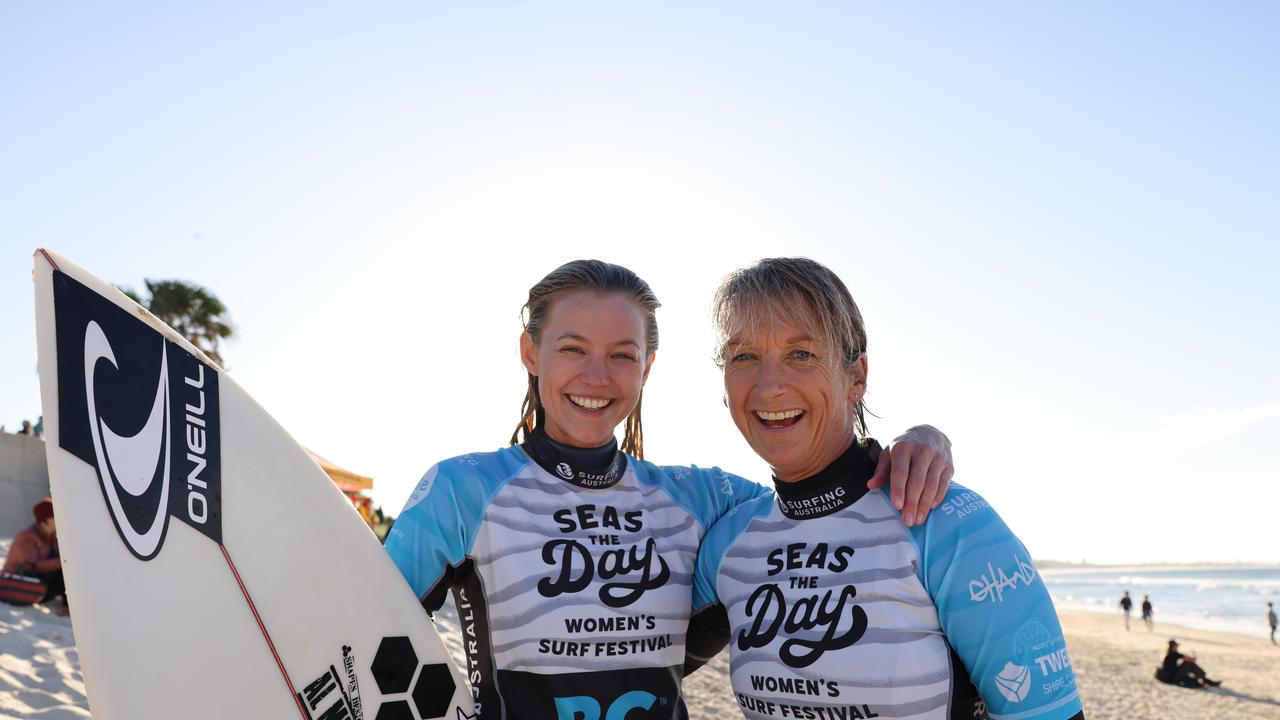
121, 280, 235, 367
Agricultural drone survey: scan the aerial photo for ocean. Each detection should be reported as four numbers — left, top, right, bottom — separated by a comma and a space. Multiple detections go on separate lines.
1041, 565, 1280, 639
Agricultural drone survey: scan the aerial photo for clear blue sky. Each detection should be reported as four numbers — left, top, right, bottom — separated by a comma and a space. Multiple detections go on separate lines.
2, 3, 1277, 563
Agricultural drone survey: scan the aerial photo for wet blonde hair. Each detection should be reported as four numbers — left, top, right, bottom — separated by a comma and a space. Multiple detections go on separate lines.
712, 257, 868, 436
510, 260, 661, 458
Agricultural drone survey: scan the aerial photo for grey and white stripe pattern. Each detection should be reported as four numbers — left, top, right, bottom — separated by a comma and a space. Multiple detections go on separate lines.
470, 463, 701, 675
719, 491, 962, 719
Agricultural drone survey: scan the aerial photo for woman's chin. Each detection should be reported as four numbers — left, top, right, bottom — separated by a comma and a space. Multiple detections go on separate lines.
550, 424, 617, 449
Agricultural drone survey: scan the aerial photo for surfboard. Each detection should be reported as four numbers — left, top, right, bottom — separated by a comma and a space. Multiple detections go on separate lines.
32, 249, 475, 720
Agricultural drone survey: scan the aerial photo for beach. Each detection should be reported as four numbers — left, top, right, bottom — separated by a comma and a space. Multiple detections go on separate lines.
0, 573, 87, 719
2, 582, 1277, 718
1048, 609, 1279, 719
673, 609, 1280, 719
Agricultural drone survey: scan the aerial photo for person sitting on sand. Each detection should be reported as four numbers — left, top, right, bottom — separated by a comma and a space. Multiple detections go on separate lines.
1155, 639, 1221, 689
1, 499, 66, 610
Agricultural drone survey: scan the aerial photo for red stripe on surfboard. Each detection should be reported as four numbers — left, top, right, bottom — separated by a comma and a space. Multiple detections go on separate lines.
218, 544, 310, 719
37, 248, 60, 270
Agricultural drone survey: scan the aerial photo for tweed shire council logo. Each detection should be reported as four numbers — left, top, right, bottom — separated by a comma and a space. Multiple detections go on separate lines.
993, 661, 1031, 703
992, 620, 1058, 705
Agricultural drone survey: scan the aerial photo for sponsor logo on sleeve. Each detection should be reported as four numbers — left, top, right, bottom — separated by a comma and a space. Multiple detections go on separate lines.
405, 466, 442, 511
938, 491, 989, 520
993, 661, 1031, 703
54, 271, 222, 560
717, 470, 735, 496
968, 555, 1037, 603
991, 622, 1077, 703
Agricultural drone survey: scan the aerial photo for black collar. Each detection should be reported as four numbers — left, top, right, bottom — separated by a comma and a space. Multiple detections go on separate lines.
522, 426, 628, 489
773, 438, 882, 520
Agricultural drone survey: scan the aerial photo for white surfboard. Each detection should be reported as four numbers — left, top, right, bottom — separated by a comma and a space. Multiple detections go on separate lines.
32, 249, 474, 720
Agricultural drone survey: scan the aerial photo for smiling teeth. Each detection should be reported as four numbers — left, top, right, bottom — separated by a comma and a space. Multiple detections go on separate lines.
757, 409, 803, 421
569, 395, 610, 410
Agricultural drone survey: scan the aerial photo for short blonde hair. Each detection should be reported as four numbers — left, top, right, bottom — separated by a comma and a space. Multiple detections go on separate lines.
713, 257, 868, 435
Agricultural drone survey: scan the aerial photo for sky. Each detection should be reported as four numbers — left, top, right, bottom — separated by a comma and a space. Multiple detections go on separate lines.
2, 2, 1277, 564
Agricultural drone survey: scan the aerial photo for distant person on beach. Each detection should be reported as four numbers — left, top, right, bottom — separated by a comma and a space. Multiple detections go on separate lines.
34, 415, 44, 438
1268, 603, 1277, 645
1142, 595, 1154, 631
1156, 639, 1221, 688
1120, 590, 1133, 630
1, 499, 66, 610
14, 420, 33, 436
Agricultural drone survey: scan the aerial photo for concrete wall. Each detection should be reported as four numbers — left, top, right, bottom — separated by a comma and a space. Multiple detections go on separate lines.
0, 434, 50, 537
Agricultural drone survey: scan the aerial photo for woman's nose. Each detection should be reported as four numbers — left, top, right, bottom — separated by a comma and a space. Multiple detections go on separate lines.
580, 354, 609, 385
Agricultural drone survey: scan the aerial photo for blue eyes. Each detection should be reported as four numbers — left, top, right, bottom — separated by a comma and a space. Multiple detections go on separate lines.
559, 346, 636, 362
730, 350, 815, 363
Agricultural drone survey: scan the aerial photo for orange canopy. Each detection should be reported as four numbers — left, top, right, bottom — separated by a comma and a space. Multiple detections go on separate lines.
305, 449, 373, 493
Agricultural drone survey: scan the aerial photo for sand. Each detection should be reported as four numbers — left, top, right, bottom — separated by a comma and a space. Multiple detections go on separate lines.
1049, 609, 1280, 719
2, 542, 1276, 720
0, 539, 89, 720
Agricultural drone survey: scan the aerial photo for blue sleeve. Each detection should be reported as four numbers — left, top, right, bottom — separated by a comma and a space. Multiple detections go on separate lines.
692, 519, 728, 612
645, 463, 772, 529
723, 469, 773, 512
692, 497, 772, 612
384, 454, 507, 606
908, 485, 1083, 720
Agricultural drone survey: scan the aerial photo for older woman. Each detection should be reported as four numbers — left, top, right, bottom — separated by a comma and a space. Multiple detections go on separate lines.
691, 258, 1083, 720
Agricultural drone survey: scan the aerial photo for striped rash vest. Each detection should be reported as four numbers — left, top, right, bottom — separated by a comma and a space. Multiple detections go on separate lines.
691, 440, 1084, 720
385, 429, 770, 720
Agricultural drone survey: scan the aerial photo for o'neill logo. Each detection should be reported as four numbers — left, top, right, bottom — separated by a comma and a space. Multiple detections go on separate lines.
54, 271, 223, 560
556, 462, 574, 480
84, 321, 172, 558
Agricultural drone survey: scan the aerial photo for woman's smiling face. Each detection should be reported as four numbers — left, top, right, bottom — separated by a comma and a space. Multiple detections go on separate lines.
723, 315, 866, 482
520, 291, 653, 449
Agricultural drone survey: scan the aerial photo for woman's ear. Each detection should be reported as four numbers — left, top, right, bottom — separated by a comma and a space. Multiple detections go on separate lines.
848, 354, 868, 403
520, 331, 538, 376
642, 353, 656, 385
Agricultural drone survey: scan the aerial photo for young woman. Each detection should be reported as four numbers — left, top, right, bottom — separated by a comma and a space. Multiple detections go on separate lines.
385, 260, 952, 720
691, 257, 1083, 720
